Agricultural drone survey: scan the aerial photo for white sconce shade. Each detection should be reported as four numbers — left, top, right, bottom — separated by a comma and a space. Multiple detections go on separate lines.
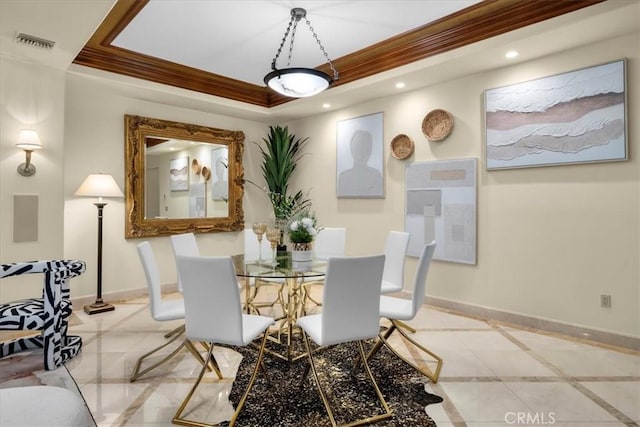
16, 129, 43, 150
16, 129, 42, 177
75, 173, 124, 202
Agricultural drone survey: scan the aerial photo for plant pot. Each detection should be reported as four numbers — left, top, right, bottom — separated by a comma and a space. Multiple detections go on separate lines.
291, 242, 313, 262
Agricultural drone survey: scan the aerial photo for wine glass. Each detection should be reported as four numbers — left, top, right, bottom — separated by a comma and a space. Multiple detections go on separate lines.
266, 228, 281, 267
252, 222, 267, 263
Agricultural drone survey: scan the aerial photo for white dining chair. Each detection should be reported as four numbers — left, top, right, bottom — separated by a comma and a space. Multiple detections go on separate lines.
380, 230, 410, 294
365, 241, 442, 383
297, 254, 392, 427
242, 228, 285, 314
131, 242, 217, 382
301, 227, 346, 309
170, 232, 200, 293
173, 255, 274, 427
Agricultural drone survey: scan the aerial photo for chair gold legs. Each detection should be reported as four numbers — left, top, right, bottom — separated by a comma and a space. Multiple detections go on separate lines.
301, 332, 393, 427
130, 325, 186, 382
366, 319, 443, 383
172, 330, 270, 427
130, 325, 222, 382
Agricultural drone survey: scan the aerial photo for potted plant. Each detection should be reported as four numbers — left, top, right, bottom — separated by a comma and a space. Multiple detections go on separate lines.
253, 125, 312, 250
256, 125, 311, 220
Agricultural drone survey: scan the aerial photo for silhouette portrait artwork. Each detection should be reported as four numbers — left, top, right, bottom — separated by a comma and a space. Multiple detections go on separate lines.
336, 112, 384, 198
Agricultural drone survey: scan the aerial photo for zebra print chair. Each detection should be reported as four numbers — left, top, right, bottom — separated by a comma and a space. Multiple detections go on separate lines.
0, 259, 86, 370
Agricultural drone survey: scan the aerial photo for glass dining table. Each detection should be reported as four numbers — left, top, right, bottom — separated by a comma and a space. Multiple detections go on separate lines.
232, 253, 327, 361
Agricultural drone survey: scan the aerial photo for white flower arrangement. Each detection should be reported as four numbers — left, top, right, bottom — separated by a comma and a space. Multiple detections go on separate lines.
287, 210, 320, 244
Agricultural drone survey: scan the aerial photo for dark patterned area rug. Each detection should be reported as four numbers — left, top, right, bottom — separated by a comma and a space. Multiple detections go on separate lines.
222, 339, 443, 426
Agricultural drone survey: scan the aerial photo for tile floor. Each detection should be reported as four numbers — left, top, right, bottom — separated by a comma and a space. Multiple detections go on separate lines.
64, 288, 640, 427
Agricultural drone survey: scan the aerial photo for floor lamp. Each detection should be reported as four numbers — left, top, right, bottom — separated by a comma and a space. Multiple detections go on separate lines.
75, 173, 124, 314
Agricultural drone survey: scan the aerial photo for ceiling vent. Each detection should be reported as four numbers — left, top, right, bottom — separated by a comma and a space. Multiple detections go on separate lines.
15, 33, 55, 49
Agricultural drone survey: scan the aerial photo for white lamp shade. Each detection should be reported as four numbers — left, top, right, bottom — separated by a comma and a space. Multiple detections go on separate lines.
16, 130, 42, 150
264, 68, 332, 98
75, 174, 124, 198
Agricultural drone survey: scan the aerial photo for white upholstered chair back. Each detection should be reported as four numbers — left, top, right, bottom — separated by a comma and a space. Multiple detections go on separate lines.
243, 228, 273, 262
411, 240, 436, 316
176, 255, 245, 346
313, 227, 346, 261
381, 231, 410, 294
170, 233, 200, 292
319, 254, 385, 346
137, 241, 168, 321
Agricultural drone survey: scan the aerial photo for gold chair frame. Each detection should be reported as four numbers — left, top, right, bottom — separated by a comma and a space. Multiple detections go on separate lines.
130, 325, 222, 382
366, 319, 442, 383
301, 331, 393, 427
172, 330, 270, 427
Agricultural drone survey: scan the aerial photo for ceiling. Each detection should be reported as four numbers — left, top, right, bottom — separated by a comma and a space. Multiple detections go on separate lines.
1, 0, 637, 122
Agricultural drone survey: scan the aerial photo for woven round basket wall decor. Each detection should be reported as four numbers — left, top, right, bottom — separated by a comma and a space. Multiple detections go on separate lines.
191, 158, 201, 175
422, 109, 454, 142
390, 134, 414, 160
201, 166, 211, 181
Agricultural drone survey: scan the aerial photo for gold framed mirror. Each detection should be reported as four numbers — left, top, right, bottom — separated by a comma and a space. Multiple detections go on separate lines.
124, 115, 244, 238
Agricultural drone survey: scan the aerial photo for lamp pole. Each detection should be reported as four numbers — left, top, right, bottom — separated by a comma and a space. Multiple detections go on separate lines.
84, 201, 115, 314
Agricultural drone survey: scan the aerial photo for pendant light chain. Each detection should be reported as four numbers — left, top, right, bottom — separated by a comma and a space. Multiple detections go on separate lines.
270, 8, 339, 81
304, 18, 339, 81
286, 19, 299, 68
271, 13, 296, 71
264, 7, 339, 98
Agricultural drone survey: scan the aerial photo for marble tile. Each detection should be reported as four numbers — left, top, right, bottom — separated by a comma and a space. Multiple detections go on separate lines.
79, 382, 148, 426
4, 289, 639, 427
456, 330, 524, 352
506, 382, 620, 422
125, 382, 235, 425
534, 348, 640, 377
439, 382, 531, 423
472, 349, 557, 377
581, 381, 640, 422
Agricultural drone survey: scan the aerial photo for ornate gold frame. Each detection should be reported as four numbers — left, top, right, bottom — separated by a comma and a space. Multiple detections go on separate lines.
124, 114, 245, 238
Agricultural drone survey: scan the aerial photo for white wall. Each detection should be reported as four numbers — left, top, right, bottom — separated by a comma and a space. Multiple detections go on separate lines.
288, 33, 640, 338
0, 56, 67, 299
61, 73, 275, 302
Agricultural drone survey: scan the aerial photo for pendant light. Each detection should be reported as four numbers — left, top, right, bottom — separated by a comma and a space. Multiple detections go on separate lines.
264, 8, 339, 98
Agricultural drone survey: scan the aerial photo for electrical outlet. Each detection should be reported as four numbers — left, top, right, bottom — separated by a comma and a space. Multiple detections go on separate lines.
600, 294, 611, 308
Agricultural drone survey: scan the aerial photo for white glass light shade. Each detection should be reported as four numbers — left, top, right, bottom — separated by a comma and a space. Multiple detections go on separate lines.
264, 68, 332, 98
75, 174, 124, 198
16, 129, 42, 150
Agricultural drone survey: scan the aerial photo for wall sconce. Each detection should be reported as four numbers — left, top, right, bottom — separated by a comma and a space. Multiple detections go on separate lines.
16, 130, 42, 177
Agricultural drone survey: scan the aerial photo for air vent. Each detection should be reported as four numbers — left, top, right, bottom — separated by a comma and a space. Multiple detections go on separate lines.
15, 33, 55, 50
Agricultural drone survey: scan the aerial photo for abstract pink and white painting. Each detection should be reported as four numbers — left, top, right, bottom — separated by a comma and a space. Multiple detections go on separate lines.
485, 59, 626, 170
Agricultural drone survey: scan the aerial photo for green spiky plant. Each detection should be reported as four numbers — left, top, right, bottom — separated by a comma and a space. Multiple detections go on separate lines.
256, 125, 311, 220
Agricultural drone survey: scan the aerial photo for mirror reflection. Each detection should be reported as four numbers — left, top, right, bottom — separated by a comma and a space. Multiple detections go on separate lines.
144, 137, 229, 219
124, 114, 245, 239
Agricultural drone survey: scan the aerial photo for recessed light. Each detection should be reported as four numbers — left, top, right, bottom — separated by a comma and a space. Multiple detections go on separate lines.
322, 103, 331, 109
505, 50, 519, 59
395, 82, 406, 89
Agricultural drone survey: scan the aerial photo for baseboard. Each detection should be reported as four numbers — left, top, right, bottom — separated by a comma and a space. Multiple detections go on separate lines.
413, 294, 640, 352
71, 283, 178, 309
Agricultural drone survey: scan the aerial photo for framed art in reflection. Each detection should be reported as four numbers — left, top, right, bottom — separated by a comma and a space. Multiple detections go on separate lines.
485, 59, 627, 170
169, 157, 189, 191
336, 112, 384, 198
